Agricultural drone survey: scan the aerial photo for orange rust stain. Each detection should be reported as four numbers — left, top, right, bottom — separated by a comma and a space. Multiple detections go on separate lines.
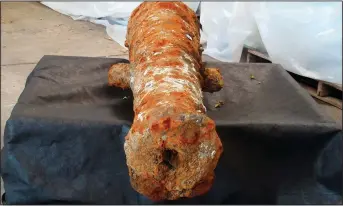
139, 56, 147, 64
169, 91, 186, 97
169, 73, 196, 84
156, 39, 168, 48
162, 117, 171, 130
151, 117, 172, 133
179, 131, 200, 144
150, 60, 184, 68
151, 123, 160, 132
153, 75, 164, 82
207, 121, 215, 131
157, 2, 179, 11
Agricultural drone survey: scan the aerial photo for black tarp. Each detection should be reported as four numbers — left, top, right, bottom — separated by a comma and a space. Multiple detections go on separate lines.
1, 55, 342, 204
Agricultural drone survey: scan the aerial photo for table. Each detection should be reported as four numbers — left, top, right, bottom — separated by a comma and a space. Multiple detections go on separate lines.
1, 56, 341, 204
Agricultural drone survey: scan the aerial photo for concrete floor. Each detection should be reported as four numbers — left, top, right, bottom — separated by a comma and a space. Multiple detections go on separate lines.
0, 1, 342, 200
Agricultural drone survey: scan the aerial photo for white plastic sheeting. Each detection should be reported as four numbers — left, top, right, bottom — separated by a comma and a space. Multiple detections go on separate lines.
201, 2, 253, 62
201, 2, 342, 84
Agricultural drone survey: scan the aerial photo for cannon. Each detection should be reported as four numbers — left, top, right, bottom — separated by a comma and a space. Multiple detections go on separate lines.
108, 2, 223, 201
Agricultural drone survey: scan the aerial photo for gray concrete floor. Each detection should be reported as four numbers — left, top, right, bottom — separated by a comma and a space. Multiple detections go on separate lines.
1, 1, 342, 200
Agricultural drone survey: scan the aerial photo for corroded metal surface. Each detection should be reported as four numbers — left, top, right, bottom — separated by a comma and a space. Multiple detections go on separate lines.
108, 63, 130, 89
109, 2, 223, 201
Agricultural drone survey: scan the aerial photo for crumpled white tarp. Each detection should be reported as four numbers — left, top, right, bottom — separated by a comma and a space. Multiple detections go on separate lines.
42, 2, 342, 84
201, 2, 342, 84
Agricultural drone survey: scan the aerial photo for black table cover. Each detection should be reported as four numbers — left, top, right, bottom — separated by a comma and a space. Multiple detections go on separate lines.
1, 55, 341, 204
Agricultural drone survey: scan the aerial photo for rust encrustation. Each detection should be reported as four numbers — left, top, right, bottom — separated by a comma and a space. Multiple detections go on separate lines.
109, 2, 224, 201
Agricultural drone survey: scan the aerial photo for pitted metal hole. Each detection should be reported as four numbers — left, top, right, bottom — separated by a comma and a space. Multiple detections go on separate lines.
162, 149, 178, 170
